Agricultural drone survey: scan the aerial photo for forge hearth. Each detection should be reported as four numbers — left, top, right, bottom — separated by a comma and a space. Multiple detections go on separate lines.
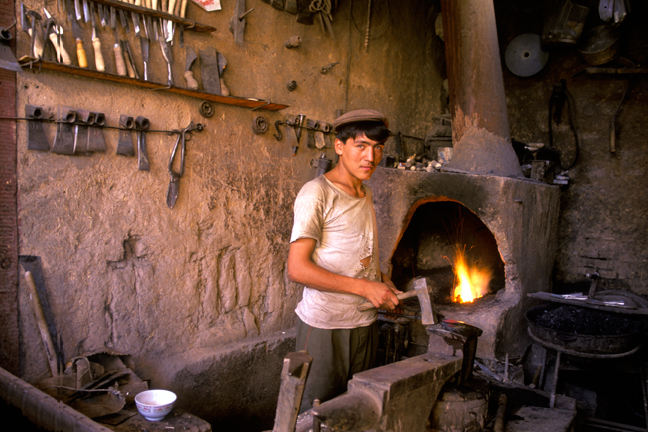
390, 200, 506, 304
367, 168, 561, 359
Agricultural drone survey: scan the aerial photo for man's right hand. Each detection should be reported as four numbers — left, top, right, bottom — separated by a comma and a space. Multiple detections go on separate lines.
361, 279, 401, 310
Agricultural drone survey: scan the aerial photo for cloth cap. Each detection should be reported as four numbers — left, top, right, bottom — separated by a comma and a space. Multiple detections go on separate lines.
332, 109, 389, 132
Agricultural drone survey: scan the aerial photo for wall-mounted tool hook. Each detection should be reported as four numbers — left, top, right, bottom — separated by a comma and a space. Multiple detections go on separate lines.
135, 116, 150, 171
116, 115, 135, 156
321, 62, 339, 74
239, 8, 255, 20
230, 0, 248, 45
25, 105, 49, 151
273, 120, 283, 141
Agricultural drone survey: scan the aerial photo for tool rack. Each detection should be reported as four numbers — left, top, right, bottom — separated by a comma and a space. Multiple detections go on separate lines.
21, 59, 289, 111
19, 0, 289, 112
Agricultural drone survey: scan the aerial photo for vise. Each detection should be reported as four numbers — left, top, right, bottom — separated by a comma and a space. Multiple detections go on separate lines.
309, 277, 483, 432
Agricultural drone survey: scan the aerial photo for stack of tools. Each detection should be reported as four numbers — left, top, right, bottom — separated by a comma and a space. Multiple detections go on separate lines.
18, 0, 193, 84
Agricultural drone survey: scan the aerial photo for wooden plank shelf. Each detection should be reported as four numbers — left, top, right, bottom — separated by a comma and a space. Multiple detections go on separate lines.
92, 0, 217, 33
21, 60, 289, 111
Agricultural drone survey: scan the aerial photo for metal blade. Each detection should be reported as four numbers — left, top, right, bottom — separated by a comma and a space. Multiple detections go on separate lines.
82, 0, 90, 23
142, 15, 150, 39
20, 3, 28, 32
119, 8, 129, 33
0, 45, 23, 72
166, 177, 180, 208
139, 36, 149, 80
110, 5, 117, 38
98, 3, 106, 27
71, 16, 82, 39
166, 20, 174, 42
185, 46, 196, 71
178, 23, 183, 48
217, 52, 227, 77
159, 37, 173, 86
89, 1, 96, 29
74, 0, 82, 21
132, 12, 141, 37
66, 0, 74, 23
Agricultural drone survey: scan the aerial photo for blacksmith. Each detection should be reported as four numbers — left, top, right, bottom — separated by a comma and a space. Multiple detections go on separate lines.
287, 109, 401, 413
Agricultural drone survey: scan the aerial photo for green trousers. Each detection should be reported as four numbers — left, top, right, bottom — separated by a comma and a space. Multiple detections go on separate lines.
295, 316, 379, 413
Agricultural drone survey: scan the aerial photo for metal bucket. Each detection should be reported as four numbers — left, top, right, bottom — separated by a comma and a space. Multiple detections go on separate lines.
525, 303, 646, 354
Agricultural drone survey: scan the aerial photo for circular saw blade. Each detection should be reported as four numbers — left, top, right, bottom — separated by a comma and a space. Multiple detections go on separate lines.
505, 33, 549, 77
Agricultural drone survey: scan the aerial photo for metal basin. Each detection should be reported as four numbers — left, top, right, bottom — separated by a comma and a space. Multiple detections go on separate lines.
525, 303, 647, 354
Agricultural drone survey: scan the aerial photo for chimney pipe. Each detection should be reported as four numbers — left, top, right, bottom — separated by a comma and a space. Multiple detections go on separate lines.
441, 0, 522, 177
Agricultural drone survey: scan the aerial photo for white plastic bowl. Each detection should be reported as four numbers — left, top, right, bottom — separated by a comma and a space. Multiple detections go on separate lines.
134, 389, 177, 421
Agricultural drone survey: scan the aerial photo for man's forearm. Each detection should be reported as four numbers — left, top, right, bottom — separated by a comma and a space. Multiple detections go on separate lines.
288, 255, 367, 297
288, 238, 400, 309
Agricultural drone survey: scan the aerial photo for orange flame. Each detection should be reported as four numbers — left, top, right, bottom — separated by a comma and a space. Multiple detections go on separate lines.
452, 247, 492, 303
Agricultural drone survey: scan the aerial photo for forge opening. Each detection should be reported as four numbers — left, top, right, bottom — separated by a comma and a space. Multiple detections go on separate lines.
390, 200, 506, 305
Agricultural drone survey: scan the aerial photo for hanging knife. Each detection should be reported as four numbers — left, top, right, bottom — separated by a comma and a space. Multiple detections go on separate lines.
82, 0, 90, 23
159, 31, 174, 86
89, 2, 105, 71
98, 2, 107, 27
166, 122, 203, 208
151, 0, 159, 41
131, 4, 141, 38
119, 8, 129, 34
166, 131, 184, 208
43, 8, 72, 65
69, 0, 88, 67
121, 39, 139, 78
184, 46, 198, 89
139, 17, 150, 80
110, 6, 126, 76
217, 52, 230, 96
73, 0, 82, 21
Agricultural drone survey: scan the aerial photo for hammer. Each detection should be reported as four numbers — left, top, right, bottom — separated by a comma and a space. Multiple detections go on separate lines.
21, 5, 44, 60
357, 277, 439, 325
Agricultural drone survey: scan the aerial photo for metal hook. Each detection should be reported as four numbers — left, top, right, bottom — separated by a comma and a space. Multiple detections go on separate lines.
273, 120, 284, 141
239, 8, 254, 20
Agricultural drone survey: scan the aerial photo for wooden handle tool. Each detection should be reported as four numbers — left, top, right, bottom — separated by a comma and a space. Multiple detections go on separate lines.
76, 39, 88, 67
357, 290, 418, 312
48, 33, 72, 64
113, 43, 127, 76
28, 28, 45, 59
92, 32, 105, 71
24, 271, 59, 377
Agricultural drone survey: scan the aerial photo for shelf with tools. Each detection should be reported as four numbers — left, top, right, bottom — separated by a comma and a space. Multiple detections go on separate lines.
21, 60, 289, 111
91, 0, 216, 33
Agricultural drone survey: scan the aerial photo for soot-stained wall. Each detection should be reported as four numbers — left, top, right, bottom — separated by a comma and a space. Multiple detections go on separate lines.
10, 0, 446, 426
495, 0, 648, 294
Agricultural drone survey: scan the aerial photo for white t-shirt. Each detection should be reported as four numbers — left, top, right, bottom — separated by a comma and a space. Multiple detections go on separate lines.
290, 175, 380, 329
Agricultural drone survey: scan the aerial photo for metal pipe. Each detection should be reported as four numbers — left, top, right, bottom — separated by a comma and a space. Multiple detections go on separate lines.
0, 366, 112, 431
440, 0, 522, 177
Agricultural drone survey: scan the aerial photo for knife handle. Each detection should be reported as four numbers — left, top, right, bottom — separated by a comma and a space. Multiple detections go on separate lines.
152, 0, 158, 9
135, 0, 142, 6
220, 77, 230, 97
184, 70, 199, 90
48, 33, 72, 65
28, 28, 45, 59
124, 52, 136, 78
168, 0, 177, 14
180, 0, 188, 17
92, 37, 105, 72
76, 39, 88, 68
113, 44, 127, 76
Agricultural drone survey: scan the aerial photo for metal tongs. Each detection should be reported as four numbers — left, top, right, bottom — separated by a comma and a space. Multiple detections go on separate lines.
166, 122, 204, 208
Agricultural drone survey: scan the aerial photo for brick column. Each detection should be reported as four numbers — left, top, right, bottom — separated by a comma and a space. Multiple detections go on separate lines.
0, 0, 19, 375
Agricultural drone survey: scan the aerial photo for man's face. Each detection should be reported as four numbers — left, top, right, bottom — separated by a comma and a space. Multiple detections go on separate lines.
335, 133, 385, 181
